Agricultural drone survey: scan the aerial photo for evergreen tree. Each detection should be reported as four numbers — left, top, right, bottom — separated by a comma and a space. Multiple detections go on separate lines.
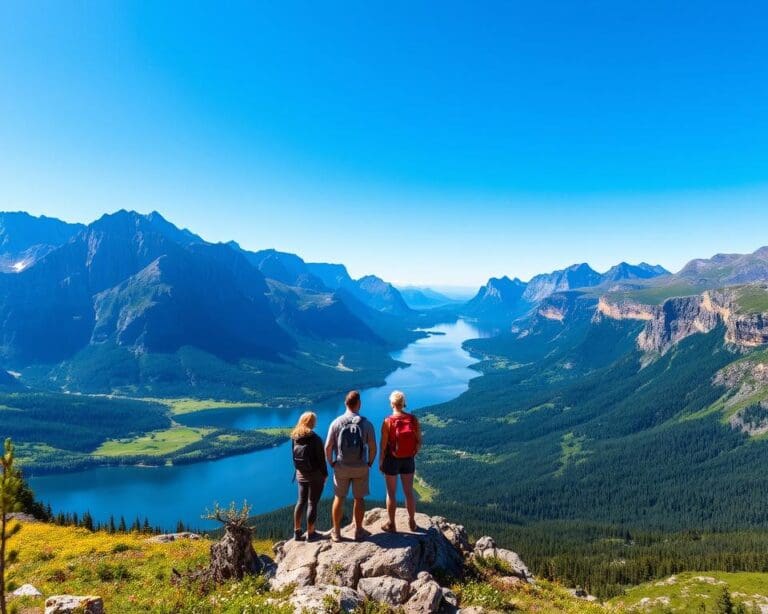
176, 519, 186, 533
109, 515, 116, 534
118, 516, 127, 533
0, 439, 22, 614
142, 517, 151, 534
82, 511, 94, 531
714, 586, 733, 614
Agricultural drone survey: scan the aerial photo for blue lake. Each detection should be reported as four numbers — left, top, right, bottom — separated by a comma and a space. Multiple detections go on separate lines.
30, 319, 484, 530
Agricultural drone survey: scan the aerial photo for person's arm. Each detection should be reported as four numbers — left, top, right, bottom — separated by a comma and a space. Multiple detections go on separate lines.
379, 419, 389, 470
414, 416, 422, 454
314, 434, 328, 477
325, 423, 336, 467
367, 420, 377, 467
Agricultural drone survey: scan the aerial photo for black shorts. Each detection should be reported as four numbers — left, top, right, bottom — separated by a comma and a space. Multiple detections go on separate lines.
382, 454, 415, 476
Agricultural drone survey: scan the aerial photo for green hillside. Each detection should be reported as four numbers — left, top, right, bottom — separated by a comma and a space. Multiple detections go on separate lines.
412, 315, 768, 597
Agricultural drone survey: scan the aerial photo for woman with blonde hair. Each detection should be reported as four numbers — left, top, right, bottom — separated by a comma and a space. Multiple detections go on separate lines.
379, 390, 421, 533
291, 411, 327, 541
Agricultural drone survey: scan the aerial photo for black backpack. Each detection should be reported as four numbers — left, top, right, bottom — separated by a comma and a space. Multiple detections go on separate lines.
337, 415, 365, 462
292, 438, 316, 473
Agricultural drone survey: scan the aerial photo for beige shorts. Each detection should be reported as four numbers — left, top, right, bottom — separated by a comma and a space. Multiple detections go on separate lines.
332, 463, 369, 499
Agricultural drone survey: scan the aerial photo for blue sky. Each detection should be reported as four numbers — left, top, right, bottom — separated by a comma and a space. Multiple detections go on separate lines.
0, 2, 766, 287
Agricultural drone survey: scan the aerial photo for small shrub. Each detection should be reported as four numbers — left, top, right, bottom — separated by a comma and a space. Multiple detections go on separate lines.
355, 600, 396, 614
473, 555, 515, 576
111, 542, 133, 554
459, 580, 514, 611
47, 568, 68, 583
96, 562, 131, 582
36, 548, 55, 562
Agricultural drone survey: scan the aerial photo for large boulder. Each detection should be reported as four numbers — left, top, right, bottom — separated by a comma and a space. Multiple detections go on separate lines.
272, 508, 468, 593
471, 536, 532, 582
357, 576, 410, 606
289, 585, 363, 613
45, 595, 104, 614
406, 572, 443, 613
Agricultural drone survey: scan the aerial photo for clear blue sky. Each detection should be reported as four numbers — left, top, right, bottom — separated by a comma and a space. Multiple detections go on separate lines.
1, 2, 766, 287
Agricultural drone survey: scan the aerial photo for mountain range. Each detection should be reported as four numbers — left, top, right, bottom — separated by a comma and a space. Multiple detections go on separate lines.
0, 210, 433, 399
2, 208, 767, 399
463, 261, 670, 322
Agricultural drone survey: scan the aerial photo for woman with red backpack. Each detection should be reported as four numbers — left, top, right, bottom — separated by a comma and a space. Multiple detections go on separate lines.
379, 390, 422, 533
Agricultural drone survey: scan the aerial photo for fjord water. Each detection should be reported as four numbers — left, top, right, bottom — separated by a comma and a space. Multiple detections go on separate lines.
30, 320, 484, 530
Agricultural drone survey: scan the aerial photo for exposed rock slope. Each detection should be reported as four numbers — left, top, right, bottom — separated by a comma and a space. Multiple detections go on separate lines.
271, 507, 530, 613
598, 286, 768, 354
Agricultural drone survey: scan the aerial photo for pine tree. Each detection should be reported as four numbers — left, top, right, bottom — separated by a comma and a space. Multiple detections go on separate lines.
143, 517, 151, 534
118, 516, 127, 533
109, 516, 116, 534
82, 511, 94, 532
0, 439, 23, 614
714, 586, 733, 614
176, 519, 186, 533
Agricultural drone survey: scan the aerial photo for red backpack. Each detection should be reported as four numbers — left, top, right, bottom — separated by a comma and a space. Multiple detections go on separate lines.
388, 413, 418, 458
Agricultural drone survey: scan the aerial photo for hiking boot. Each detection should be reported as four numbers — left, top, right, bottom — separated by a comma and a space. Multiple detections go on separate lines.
408, 518, 418, 532
305, 531, 318, 542
381, 521, 397, 533
354, 527, 371, 541
294, 529, 304, 541
330, 529, 342, 543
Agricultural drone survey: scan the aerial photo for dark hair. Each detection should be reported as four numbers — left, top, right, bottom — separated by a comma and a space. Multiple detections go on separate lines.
345, 390, 361, 409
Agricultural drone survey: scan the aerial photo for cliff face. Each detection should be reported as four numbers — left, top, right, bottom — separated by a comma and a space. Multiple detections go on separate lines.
598, 289, 768, 355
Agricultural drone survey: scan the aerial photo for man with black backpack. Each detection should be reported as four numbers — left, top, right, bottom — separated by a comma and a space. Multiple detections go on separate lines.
325, 390, 377, 542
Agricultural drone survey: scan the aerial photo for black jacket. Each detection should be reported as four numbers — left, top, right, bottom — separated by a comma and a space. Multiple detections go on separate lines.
292, 432, 328, 478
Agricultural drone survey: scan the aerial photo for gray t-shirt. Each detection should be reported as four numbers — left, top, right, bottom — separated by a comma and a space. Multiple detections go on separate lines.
325, 410, 376, 468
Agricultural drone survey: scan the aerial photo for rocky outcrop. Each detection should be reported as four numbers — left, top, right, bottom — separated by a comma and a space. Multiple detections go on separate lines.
271, 507, 529, 614
595, 296, 655, 321
12, 583, 42, 597
636, 294, 722, 354
471, 536, 533, 582
599, 288, 768, 355
45, 595, 104, 614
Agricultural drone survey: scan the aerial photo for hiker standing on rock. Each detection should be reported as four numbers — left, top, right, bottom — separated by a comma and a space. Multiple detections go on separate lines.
291, 411, 328, 542
379, 390, 421, 533
325, 390, 377, 542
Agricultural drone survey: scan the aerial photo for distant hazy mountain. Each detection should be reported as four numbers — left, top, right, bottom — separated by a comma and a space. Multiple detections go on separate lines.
465, 261, 669, 323
601, 262, 669, 283
464, 276, 528, 321
238, 247, 327, 291
0, 211, 84, 272
306, 263, 413, 316
675, 246, 768, 286
522, 263, 603, 303
399, 287, 460, 310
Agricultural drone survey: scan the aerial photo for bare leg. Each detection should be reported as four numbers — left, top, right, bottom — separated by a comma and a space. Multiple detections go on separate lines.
332, 496, 344, 534
401, 473, 416, 525
353, 497, 365, 528
385, 474, 398, 525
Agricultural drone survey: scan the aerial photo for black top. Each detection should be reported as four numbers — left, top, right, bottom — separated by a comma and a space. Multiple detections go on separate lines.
292, 432, 328, 478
